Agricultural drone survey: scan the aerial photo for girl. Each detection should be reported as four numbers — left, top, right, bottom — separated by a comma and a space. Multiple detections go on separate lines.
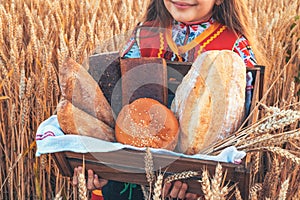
74, 0, 263, 199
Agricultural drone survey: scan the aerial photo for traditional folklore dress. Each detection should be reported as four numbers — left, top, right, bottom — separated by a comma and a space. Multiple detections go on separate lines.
121, 18, 256, 67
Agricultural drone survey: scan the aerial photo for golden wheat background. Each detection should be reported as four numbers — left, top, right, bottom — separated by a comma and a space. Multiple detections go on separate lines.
0, 0, 299, 199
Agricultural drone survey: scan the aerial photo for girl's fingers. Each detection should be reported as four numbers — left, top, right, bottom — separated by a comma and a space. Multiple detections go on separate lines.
168, 181, 182, 198
162, 182, 172, 198
73, 167, 108, 190
177, 182, 188, 199
72, 167, 78, 186
87, 169, 95, 190
94, 174, 108, 188
87, 169, 108, 190
185, 192, 199, 200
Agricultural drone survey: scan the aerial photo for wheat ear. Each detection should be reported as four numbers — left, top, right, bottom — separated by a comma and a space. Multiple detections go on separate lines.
78, 155, 87, 200
211, 163, 223, 196
144, 147, 154, 199
248, 147, 300, 165
249, 183, 262, 200
278, 178, 290, 200
200, 169, 213, 199
235, 186, 243, 200
152, 174, 163, 200
144, 148, 154, 184
164, 171, 199, 183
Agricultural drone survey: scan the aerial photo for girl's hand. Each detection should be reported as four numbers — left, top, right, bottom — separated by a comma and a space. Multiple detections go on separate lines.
163, 181, 199, 200
72, 166, 108, 190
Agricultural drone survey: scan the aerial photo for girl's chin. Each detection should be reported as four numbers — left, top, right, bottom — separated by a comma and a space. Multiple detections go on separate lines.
173, 15, 212, 24
174, 18, 204, 24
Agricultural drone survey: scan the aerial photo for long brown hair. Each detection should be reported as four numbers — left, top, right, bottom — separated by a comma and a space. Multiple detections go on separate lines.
142, 0, 265, 65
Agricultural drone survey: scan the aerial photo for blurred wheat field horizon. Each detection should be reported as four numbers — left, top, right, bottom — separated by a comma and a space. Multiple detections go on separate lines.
0, 0, 299, 199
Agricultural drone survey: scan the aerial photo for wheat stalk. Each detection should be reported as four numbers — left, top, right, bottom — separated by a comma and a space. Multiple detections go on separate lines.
248, 147, 300, 165
164, 171, 199, 183
269, 158, 282, 199
77, 155, 87, 200
261, 157, 280, 198
237, 129, 300, 151
144, 148, 154, 184
292, 189, 300, 200
204, 106, 300, 155
252, 152, 260, 178
235, 186, 243, 200
249, 183, 262, 200
152, 174, 163, 200
144, 147, 154, 199
140, 185, 150, 200
200, 164, 231, 200
211, 163, 223, 197
245, 109, 300, 137
278, 178, 290, 200
200, 169, 213, 200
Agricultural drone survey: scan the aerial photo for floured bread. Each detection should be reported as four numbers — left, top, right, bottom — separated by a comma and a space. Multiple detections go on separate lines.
59, 57, 115, 128
57, 99, 115, 141
171, 50, 246, 154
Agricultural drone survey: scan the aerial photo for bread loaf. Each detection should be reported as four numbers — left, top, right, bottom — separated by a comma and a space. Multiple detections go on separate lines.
57, 99, 115, 141
59, 57, 115, 128
115, 98, 179, 150
171, 50, 246, 154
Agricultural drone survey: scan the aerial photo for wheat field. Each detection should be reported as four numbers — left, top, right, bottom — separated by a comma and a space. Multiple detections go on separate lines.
0, 0, 299, 199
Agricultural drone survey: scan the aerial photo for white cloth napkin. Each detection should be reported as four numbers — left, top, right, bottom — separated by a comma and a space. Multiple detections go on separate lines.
36, 115, 246, 163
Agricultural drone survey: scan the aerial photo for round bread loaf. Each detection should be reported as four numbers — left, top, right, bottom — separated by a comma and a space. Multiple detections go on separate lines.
115, 98, 179, 150
171, 50, 246, 155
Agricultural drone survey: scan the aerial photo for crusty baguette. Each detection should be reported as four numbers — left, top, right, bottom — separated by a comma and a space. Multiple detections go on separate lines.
59, 57, 115, 128
57, 99, 115, 141
171, 50, 246, 154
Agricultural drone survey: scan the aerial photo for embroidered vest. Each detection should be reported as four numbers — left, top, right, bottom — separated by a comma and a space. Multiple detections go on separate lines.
130, 21, 239, 62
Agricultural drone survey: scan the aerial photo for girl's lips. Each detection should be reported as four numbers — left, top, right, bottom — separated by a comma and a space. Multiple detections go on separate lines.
171, 1, 196, 9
